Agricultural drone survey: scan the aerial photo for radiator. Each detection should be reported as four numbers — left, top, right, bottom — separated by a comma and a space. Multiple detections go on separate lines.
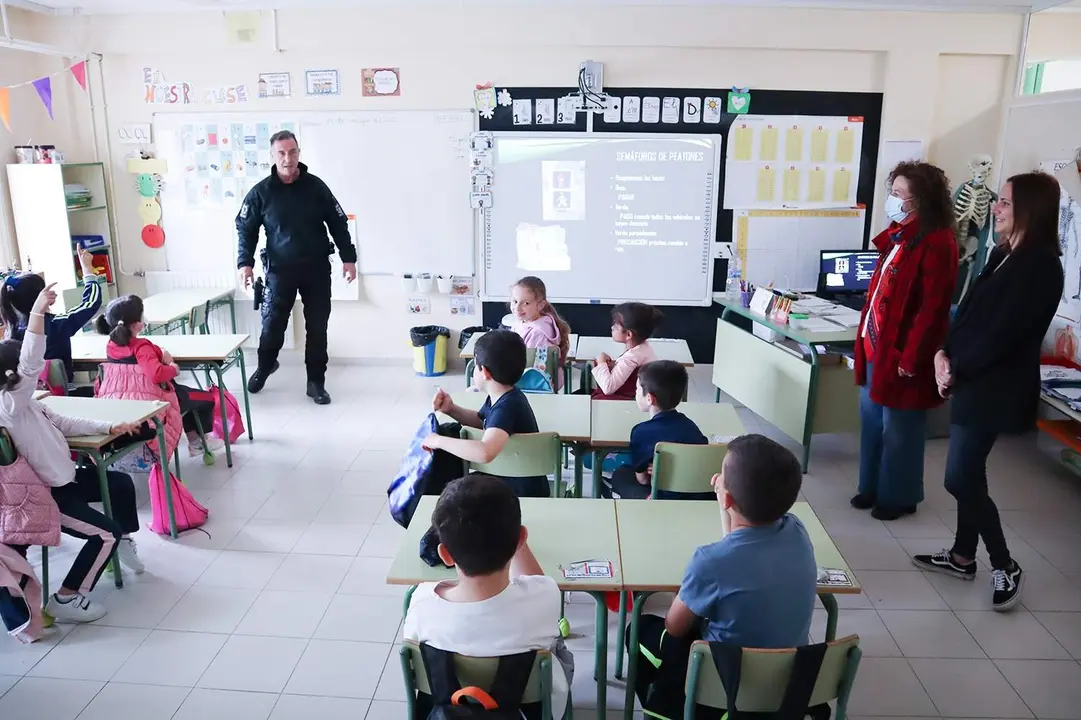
142, 271, 295, 349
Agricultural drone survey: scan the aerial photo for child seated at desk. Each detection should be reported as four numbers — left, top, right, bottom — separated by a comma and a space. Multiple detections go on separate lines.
590, 302, 661, 400
95, 295, 223, 458
508, 276, 571, 390
0, 283, 145, 623
602, 360, 709, 501
629, 434, 817, 719
403, 474, 572, 719
1, 249, 104, 396
426, 330, 549, 498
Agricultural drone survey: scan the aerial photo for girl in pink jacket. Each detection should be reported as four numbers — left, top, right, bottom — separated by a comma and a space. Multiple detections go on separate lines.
509, 277, 571, 390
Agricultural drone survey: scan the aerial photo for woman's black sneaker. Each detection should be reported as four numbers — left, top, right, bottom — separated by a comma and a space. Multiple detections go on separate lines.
912, 549, 977, 580
991, 563, 1024, 612
850, 493, 875, 510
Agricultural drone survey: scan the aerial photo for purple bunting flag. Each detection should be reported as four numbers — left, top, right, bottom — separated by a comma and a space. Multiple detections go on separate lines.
32, 76, 53, 120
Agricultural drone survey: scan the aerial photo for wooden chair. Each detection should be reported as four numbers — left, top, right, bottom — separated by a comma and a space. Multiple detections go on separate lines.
650, 442, 727, 497
683, 635, 863, 720
399, 640, 569, 720
459, 427, 563, 497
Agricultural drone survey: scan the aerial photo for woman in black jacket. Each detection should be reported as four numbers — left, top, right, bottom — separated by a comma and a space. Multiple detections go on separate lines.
912, 172, 1064, 612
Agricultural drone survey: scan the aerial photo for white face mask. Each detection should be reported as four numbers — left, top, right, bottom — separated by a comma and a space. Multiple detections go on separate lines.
885, 194, 910, 224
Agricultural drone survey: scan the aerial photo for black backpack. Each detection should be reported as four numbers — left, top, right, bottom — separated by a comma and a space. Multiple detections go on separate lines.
420, 643, 538, 720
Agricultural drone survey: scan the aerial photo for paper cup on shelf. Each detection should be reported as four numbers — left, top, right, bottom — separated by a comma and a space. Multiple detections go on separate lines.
401, 275, 416, 292
436, 276, 453, 293
416, 276, 434, 293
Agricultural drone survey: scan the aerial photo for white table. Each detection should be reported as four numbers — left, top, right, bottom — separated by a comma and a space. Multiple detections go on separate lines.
573, 336, 694, 367
142, 288, 236, 334
69, 333, 253, 467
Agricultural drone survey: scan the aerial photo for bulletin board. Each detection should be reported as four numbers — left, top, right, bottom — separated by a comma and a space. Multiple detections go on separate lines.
478, 86, 883, 361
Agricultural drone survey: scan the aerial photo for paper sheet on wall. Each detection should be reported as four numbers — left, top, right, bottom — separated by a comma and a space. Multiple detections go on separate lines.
734, 208, 866, 291
724, 115, 863, 210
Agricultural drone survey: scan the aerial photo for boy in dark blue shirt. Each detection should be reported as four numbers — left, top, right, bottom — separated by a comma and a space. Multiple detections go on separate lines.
427, 330, 550, 497
603, 360, 708, 500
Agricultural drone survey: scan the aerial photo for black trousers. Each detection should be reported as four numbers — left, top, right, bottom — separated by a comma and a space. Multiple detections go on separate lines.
174, 383, 215, 434
945, 424, 1013, 570
259, 265, 332, 383
50, 468, 137, 593
628, 615, 718, 720
602, 466, 651, 500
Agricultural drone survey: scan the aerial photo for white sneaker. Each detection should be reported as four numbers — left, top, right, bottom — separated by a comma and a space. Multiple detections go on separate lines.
45, 593, 106, 623
117, 537, 145, 575
188, 435, 225, 457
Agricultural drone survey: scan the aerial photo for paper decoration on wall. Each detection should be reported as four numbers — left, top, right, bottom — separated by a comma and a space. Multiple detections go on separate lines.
305, 69, 340, 96
361, 67, 400, 97
704, 97, 723, 124
497, 89, 512, 107
143, 67, 194, 105
129, 153, 167, 248
728, 88, 751, 115
31, 77, 52, 120
258, 72, 291, 99
202, 84, 250, 104
117, 123, 152, 145
181, 120, 297, 206
450, 296, 475, 315
0, 88, 9, 132
69, 61, 87, 92
407, 296, 431, 314
474, 84, 496, 119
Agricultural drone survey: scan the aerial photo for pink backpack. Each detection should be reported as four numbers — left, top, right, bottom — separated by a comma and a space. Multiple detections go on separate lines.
147, 462, 208, 535
209, 385, 245, 444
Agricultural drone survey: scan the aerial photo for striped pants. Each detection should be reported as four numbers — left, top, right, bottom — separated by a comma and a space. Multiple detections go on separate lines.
50, 470, 134, 594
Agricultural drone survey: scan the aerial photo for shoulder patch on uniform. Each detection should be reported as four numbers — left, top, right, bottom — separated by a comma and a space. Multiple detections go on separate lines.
335, 203, 346, 218
240, 203, 249, 219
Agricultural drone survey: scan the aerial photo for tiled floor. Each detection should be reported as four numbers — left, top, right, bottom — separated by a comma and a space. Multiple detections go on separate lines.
3, 356, 1081, 719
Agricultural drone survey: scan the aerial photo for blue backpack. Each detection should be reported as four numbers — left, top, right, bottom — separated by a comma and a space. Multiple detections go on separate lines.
387, 414, 464, 528
516, 347, 554, 394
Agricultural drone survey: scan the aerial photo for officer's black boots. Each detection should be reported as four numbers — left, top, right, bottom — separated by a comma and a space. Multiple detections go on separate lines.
307, 381, 332, 405
247, 360, 280, 394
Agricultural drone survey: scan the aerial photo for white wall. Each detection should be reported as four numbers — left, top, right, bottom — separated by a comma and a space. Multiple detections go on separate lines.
23, 6, 1026, 358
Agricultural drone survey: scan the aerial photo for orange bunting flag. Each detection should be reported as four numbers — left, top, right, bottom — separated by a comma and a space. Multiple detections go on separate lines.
0, 88, 10, 132
69, 61, 88, 92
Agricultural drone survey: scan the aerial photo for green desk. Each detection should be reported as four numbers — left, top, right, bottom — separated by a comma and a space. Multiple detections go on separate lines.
589, 401, 744, 498
449, 392, 591, 496
142, 288, 236, 335
615, 500, 861, 720
39, 396, 172, 590
712, 299, 859, 472
387, 496, 623, 714
70, 333, 253, 468
573, 336, 694, 367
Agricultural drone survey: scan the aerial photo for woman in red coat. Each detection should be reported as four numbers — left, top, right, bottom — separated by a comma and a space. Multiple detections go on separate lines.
852, 162, 958, 520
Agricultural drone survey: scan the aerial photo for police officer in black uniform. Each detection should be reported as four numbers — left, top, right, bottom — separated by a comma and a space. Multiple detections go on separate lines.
235, 130, 357, 406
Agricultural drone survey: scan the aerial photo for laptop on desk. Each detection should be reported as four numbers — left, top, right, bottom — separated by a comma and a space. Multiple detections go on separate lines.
816, 250, 879, 312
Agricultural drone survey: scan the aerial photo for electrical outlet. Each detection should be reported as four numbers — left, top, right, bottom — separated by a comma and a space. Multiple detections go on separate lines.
579, 60, 604, 94
606, 95, 619, 111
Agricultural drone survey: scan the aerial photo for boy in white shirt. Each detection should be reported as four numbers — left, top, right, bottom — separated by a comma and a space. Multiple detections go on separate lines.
403, 474, 572, 718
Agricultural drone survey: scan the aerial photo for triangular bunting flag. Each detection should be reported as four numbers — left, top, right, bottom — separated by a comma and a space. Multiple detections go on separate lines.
0, 88, 10, 132
69, 61, 87, 92
32, 77, 53, 120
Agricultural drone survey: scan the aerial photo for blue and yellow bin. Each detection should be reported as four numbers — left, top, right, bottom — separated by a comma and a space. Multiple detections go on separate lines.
411, 326, 451, 377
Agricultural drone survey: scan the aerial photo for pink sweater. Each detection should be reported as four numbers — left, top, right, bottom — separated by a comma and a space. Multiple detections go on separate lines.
591, 342, 657, 395
511, 315, 564, 390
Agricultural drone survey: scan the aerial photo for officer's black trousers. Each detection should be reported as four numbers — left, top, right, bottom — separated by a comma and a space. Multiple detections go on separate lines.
259, 266, 332, 384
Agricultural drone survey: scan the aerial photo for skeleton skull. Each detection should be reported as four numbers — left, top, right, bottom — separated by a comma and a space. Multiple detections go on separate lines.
969, 154, 993, 186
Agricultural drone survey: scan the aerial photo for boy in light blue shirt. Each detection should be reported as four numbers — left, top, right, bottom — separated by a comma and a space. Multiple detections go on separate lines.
629, 434, 817, 717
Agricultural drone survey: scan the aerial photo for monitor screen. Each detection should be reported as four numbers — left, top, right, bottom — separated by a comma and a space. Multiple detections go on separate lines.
820, 251, 879, 292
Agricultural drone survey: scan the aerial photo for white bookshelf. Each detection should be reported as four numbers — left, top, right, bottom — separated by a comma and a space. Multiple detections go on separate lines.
5, 162, 118, 313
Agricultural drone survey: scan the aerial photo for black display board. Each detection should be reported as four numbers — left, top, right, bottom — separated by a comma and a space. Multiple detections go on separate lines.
479, 86, 883, 363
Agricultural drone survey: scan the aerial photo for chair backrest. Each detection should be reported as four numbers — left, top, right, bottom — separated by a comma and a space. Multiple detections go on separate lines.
188, 301, 210, 334
0, 428, 17, 466
399, 641, 554, 719
685, 634, 862, 716
651, 442, 727, 496
460, 426, 562, 480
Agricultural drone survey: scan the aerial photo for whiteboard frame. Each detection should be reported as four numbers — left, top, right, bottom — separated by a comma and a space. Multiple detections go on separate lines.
480, 131, 722, 307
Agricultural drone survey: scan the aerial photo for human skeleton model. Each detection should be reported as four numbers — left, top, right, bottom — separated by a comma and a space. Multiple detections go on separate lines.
1057, 147, 1081, 303
953, 154, 997, 302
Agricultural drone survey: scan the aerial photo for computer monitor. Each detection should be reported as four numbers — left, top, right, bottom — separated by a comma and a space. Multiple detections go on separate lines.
820, 250, 879, 293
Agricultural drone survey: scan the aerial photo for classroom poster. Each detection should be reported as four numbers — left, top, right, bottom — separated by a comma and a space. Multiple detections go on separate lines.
723, 115, 863, 210
305, 69, 340, 96
180, 119, 298, 206
258, 73, 291, 99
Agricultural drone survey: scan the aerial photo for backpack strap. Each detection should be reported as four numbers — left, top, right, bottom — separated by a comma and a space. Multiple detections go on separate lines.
707, 643, 743, 719
774, 643, 829, 720
485, 650, 538, 712
419, 643, 462, 706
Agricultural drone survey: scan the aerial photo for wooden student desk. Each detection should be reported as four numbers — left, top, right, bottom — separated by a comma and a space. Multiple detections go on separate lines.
614, 500, 861, 720
448, 391, 591, 497
588, 401, 745, 497
38, 396, 173, 589
387, 496, 623, 714
142, 287, 237, 335
574, 336, 695, 367
711, 298, 859, 472
69, 333, 253, 468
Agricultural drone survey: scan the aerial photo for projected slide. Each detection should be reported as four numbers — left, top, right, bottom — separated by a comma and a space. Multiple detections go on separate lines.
482, 133, 721, 305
